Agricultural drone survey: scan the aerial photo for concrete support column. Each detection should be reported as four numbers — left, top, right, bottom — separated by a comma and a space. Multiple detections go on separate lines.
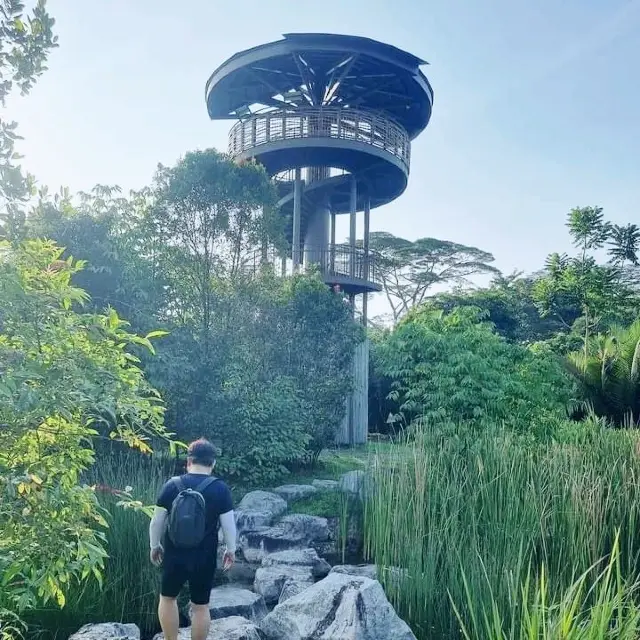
349, 175, 357, 278
330, 211, 336, 274
362, 195, 371, 327
304, 196, 330, 271
292, 167, 302, 272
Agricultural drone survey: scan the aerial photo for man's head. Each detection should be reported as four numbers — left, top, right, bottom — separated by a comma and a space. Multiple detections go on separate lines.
186, 438, 217, 472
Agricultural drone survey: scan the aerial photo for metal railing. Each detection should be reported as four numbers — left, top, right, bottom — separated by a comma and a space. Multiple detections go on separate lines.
242, 244, 382, 289
228, 107, 411, 171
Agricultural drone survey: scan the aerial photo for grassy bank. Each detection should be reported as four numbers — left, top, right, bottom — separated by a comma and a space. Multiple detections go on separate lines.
363, 421, 640, 638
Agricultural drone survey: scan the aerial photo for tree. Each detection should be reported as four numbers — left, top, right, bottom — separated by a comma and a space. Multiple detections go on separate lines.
428, 272, 561, 344
0, 239, 167, 625
0, 0, 57, 240
568, 320, 640, 426
369, 232, 499, 323
533, 207, 639, 357
26, 184, 166, 330
147, 149, 281, 334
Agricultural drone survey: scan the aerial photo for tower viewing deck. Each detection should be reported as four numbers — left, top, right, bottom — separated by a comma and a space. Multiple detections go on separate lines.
205, 33, 433, 443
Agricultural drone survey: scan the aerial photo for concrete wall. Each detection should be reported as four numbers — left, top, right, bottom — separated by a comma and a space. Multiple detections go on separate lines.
337, 338, 369, 445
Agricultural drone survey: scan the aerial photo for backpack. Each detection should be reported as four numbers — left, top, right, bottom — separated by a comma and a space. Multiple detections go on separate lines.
166, 476, 217, 549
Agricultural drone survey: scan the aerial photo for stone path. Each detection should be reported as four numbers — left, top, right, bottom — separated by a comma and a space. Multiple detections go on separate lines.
69, 471, 416, 640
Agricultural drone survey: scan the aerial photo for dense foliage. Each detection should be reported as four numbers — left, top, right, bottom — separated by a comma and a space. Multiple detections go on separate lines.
373, 306, 575, 434
0, 240, 167, 629
24, 152, 362, 484
147, 272, 362, 484
568, 319, 640, 426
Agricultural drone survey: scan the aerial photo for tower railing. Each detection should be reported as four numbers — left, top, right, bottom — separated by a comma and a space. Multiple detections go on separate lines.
242, 244, 383, 290
228, 107, 411, 172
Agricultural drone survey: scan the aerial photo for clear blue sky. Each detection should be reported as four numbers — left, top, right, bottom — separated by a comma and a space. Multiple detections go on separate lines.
7, 0, 640, 282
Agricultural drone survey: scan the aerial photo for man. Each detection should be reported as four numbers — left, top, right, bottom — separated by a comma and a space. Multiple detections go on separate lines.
149, 438, 236, 640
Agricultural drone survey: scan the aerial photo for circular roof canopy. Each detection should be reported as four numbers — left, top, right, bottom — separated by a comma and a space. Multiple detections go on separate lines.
205, 33, 434, 139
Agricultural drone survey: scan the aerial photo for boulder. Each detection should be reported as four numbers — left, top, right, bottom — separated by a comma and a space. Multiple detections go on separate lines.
218, 558, 259, 585
279, 514, 329, 543
273, 484, 318, 502
254, 565, 314, 605
262, 548, 331, 579
235, 491, 287, 532
69, 624, 140, 640
330, 564, 377, 580
202, 585, 268, 623
312, 479, 339, 492
315, 516, 362, 559
279, 576, 312, 603
339, 470, 368, 496
259, 573, 416, 640
240, 515, 329, 563
153, 616, 262, 640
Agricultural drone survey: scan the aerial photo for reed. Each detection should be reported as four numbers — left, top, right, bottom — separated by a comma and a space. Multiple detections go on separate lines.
363, 422, 640, 639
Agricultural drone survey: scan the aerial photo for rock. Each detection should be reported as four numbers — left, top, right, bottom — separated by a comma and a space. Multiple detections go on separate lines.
339, 470, 368, 496
316, 516, 362, 559
254, 565, 314, 605
279, 514, 329, 542
279, 576, 312, 603
312, 479, 339, 492
70, 624, 140, 640
240, 515, 329, 563
219, 558, 259, 585
262, 548, 331, 579
273, 484, 318, 502
235, 491, 287, 532
259, 573, 416, 640
153, 616, 262, 640
330, 564, 377, 580
203, 585, 268, 623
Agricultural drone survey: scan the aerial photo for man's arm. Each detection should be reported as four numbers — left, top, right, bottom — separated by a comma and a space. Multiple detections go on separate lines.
149, 507, 167, 565
149, 507, 168, 549
219, 510, 237, 554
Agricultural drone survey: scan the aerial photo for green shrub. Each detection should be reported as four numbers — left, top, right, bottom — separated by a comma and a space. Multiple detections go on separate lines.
374, 307, 575, 431
0, 240, 166, 627
148, 273, 362, 485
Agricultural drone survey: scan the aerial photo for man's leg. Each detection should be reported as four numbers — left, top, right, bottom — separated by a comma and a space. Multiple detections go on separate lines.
188, 558, 214, 640
159, 559, 185, 640
158, 596, 180, 640
189, 604, 210, 640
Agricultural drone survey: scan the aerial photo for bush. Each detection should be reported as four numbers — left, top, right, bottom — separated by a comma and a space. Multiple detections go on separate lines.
374, 307, 575, 432
0, 240, 166, 627
147, 273, 363, 485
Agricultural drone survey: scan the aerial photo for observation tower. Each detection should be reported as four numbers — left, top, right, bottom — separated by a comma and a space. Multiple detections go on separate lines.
205, 33, 433, 444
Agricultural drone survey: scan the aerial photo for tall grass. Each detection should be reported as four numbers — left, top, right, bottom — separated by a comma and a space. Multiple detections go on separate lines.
26, 453, 170, 640
363, 421, 640, 639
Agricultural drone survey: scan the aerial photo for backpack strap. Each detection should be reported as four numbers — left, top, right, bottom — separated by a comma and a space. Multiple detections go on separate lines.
171, 476, 185, 493
195, 476, 218, 494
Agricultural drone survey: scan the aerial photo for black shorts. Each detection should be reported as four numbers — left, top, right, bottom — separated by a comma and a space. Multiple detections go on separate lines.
160, 554, 217, 605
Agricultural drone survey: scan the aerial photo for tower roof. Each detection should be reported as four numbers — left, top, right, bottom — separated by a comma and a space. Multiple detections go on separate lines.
205, 33, 434, 139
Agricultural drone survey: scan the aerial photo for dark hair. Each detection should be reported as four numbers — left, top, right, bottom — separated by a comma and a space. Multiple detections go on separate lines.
187, 438, 216, 467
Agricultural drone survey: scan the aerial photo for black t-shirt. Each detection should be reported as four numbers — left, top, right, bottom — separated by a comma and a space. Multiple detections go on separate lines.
156, 473, 233, 561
